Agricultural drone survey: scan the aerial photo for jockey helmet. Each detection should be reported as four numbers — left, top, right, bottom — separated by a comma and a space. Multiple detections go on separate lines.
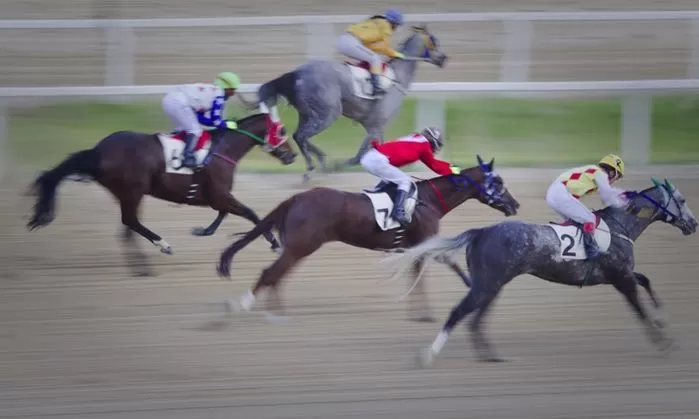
215, 72, 241, 90
422, 126, 443, 152
599, 153, 625, 180
384, 8, 404, 26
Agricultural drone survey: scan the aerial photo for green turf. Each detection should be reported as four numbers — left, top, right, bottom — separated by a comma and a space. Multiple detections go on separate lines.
7, 95, 698, 172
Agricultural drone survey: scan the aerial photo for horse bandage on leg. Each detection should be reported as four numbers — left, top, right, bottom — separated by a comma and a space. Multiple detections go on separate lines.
583, 222, 596, 233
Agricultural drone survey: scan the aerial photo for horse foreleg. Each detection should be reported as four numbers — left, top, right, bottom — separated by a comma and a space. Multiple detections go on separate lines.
191, 211, 227, 237
634, 272, 667, 329
408, 260, 435, 323
121, 226, 153, 277
205, 194, 280, 251
119, 194, 173, 255
612, 273, 675, 354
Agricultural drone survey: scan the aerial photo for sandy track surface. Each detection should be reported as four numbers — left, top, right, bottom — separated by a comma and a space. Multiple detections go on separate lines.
2, 0, 698, 86
1, 168, 698, 418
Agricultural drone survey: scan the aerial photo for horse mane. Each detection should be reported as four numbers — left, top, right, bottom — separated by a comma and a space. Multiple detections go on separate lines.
594, 184, 658, 217
234, 112, 266, 126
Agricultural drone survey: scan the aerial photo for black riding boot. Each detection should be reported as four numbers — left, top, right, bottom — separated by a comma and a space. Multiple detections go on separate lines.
391, 189, 410, 226
370, 73, 386, 97
182, 133, 197, 168
582, 230, 600, 259
365, 180, 388, 193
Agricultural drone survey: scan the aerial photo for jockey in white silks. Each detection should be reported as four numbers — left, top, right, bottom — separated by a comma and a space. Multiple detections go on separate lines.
161, 72, 241, 169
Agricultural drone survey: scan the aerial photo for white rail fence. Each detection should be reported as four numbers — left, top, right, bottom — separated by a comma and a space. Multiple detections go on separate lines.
2, 11, 699, 86
2, 79, 699, 181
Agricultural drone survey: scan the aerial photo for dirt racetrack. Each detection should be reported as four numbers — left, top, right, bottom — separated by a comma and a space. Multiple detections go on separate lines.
1, 168, 699, 418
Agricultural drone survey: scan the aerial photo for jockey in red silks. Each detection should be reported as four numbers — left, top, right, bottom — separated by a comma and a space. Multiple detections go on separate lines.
360, 126, 461, 226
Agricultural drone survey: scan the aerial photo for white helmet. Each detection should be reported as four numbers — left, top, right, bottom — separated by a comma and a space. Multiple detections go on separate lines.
422, 126, 443, 151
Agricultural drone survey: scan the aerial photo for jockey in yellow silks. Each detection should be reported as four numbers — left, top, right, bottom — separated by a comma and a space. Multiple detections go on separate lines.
336, 9, 405, 97
546, 154, 628, 259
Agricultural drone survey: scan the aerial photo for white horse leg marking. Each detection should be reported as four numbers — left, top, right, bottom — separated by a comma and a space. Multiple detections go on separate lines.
419, 329, 450, 368
239, 289, 256, 311
153, 239, 173, 255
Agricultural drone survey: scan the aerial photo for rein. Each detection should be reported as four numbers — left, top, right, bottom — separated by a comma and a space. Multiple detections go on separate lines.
209, 125, 267, 167
411, 171, 489, 216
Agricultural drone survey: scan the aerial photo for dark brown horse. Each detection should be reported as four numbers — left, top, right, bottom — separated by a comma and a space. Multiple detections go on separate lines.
217, 156, 520, 321
27, 113, 297, 276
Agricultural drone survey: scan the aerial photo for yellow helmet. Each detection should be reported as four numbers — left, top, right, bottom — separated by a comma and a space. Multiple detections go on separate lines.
599, 153, 625, 178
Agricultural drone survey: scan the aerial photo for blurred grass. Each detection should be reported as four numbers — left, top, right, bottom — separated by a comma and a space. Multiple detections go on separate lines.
7, 96, 699, 172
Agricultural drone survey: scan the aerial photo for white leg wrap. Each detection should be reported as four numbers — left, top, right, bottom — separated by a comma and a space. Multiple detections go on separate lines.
239, 289, 256, 311
430, 330, 450, 354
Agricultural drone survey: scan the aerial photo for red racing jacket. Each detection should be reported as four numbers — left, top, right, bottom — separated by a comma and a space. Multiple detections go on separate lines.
371, 133, 455, 176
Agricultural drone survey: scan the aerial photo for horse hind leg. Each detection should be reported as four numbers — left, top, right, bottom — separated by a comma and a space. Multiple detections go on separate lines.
469, 290, 504, 362
407, 260, 435, 323
418, 288, 487, 368
121, 226, 153, 277
226, 250, 302, 323
294, 113, 337, 183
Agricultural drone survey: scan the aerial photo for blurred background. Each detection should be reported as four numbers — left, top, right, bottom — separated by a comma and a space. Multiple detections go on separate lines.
2, 0, 699, 173
2, 2, 699, 419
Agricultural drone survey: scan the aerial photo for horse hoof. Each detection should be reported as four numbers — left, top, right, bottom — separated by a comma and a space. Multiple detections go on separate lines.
191, 227, 214, 237
410, 316, 437, 323
160, 246, 173, 255
302, 172, 313, 184
416, 348, 436, 369
224, 299, 241, 314
271, 245, 283, 254
657, 338, 678, 355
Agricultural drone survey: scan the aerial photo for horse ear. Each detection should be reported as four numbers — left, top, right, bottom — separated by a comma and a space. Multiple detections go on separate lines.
651, 177, 662, 188
489, 157, 495, 168
476, 155, 484, 166
664, 178, 674, 190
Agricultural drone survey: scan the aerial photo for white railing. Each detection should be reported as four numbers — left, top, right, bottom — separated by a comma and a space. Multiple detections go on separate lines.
1, 79, 698, 178
2, 11, 699, 85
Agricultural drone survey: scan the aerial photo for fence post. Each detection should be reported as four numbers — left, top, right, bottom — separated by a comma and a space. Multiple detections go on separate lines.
0, 99, 6, 182
104, 23, 135, 86
620, 95, 651, 165
689, 19, 699, 78
306, 23, 335, 60
501, 19, 533, 82
415, 97, 447, 152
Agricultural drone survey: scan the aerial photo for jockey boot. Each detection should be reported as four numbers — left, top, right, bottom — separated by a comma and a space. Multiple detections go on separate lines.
365, 180, 389, 193
182, 133, 198, 169
582, 222, 600, 260
391, 189, 410, 226
370, 73, 386, 97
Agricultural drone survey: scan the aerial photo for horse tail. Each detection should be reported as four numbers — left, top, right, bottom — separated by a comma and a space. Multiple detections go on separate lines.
217, 195, 296, 278
382, 229, 480, 279
27, 148, 101, 230
257, 71, 298, 108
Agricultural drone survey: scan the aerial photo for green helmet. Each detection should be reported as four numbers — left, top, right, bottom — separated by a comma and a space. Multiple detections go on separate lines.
214, 72, 241, 90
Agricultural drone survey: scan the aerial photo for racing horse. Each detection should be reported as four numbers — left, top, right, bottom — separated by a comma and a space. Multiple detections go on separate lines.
27, 113, 297, 277
385, 178, 697, 366
257, 24, 448, 183
217, 156, 520, 322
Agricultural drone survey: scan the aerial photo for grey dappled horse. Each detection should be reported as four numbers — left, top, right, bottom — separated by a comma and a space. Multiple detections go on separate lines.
257, 25, 447, 183
385, 178, 697, 366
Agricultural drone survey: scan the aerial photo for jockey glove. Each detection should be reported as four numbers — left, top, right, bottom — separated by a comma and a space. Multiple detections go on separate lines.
450, 166, 461, 175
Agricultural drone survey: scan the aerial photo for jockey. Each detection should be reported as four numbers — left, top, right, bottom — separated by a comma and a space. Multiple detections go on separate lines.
161, 72, 241, 169
336, 9, 405, 97
361, 127, 461, 226
545, 154, 628, 259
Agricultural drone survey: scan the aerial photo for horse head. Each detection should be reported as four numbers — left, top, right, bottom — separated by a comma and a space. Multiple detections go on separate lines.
449, 155, 520, 217
227, 113, 297, 165
399, 24, 448, 68
626, 178, 697, 236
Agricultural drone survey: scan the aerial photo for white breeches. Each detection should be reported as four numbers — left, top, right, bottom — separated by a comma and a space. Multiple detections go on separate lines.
545, 181, 596, 225
161, 92, 202, 137
335, 33, 382, 71
360, 149, 412, 192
